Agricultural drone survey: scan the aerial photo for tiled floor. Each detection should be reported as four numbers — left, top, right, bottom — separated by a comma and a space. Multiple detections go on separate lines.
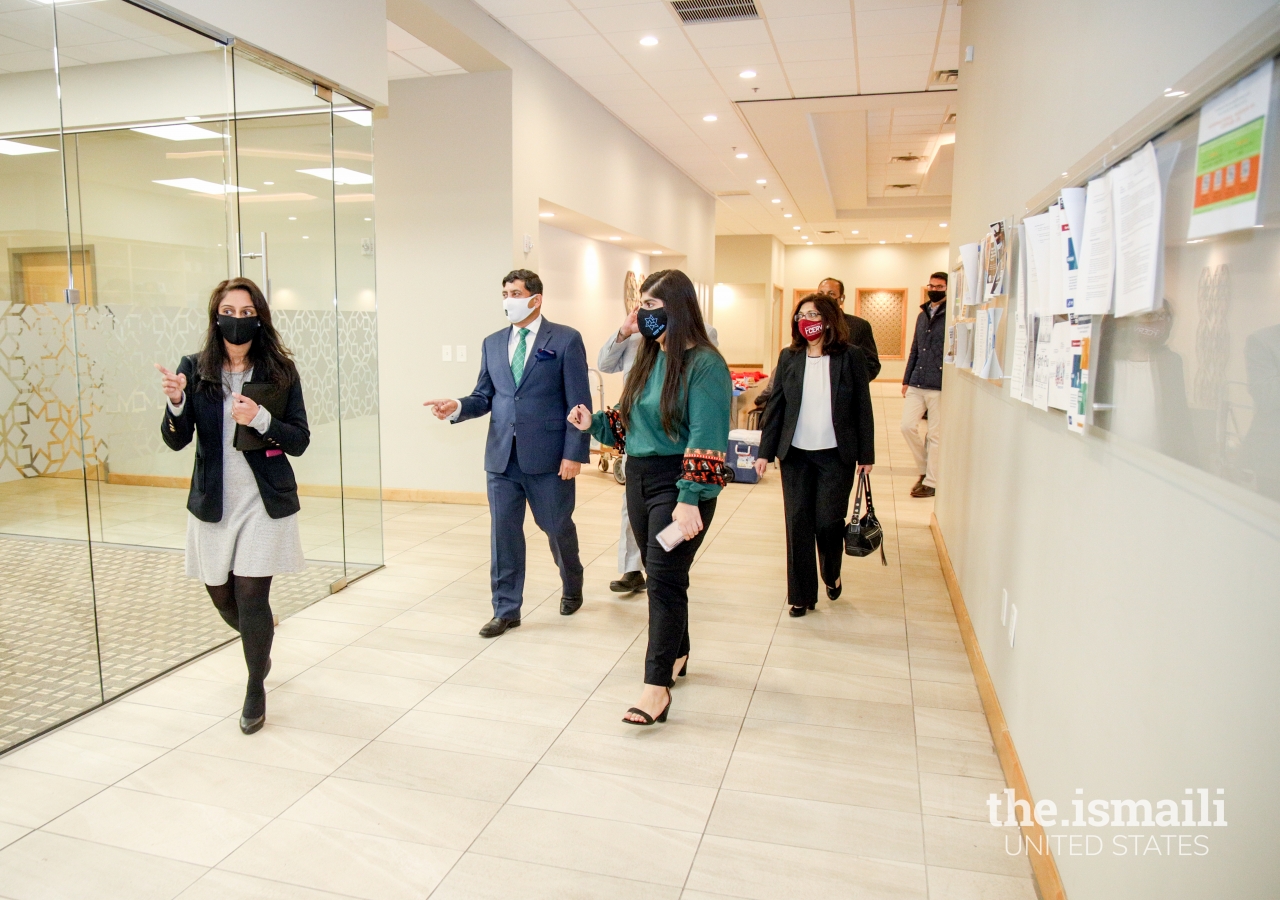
0, 385, 1036, 900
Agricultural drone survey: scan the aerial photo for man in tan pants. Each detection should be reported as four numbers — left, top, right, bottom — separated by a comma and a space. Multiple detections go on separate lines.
901, 272, 949, 498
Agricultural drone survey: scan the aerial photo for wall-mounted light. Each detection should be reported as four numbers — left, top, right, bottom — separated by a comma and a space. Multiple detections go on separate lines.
851, 230, 859, 235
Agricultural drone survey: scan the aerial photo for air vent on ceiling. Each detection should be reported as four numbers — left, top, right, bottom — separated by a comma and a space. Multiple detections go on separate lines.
890, 154, 923, 163
931, 69, 959, 85
945, 113, 956, 124
715, 190, 750, 197
887, 183, 918, 190
817, 230, 838, 234
671, 0, 760, 25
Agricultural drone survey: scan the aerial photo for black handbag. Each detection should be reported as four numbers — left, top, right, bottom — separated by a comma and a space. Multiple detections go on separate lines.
845, 471, 886, 565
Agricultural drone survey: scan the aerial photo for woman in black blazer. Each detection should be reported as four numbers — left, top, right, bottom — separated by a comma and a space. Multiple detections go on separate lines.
155, 277, 309, 734
756, 293, 874, 617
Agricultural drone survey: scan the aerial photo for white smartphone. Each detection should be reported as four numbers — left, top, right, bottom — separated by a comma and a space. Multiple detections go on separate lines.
656, 519, 685, 551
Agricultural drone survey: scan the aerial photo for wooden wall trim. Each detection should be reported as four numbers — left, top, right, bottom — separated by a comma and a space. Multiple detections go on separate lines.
930, 512, 1067, 900
92, 474, 485, 506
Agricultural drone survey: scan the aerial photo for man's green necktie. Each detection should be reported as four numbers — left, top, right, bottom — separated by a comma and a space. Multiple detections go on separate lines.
511, 327, 530, 386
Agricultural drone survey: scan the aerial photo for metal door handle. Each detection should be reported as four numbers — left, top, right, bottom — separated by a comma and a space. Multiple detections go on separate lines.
240, 232, 270, 299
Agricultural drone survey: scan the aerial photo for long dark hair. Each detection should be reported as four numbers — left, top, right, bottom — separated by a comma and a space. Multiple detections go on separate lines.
619, 269, 720, 437
789, 292, 849, 353
196, 277, 296, 395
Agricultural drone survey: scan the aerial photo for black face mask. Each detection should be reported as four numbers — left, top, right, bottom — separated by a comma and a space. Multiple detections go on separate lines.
639, 307, 668, 340
217, 314, 261, 346
927, 290, 946, 303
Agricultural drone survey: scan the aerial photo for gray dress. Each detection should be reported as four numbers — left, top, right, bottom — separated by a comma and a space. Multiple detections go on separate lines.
184, 368, 306, 582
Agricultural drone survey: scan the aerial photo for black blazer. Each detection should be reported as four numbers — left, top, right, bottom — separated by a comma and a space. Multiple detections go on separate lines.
845, 314, 882, 381
759, 345, 875, 468
160, 354, 310, 522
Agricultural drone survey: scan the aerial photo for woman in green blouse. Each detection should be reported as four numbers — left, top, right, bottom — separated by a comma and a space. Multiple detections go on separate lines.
569, 270, 731, 725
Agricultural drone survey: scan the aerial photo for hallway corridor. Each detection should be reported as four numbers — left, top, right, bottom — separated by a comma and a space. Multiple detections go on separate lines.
0, 386, 1033, 900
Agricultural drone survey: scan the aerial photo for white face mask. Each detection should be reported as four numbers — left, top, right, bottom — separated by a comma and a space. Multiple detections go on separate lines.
503, 293, 540, 324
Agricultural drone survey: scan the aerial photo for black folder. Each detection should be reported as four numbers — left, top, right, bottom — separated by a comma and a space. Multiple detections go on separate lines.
233, 381, 287, 452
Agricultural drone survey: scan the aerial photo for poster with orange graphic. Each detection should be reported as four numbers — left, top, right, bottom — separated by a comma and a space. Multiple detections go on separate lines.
1188, 59, 1273, 238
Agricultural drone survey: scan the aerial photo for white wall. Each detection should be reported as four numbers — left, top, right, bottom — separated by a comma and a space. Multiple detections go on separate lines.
537, 225, 649, 409
159, 0, 388, 105
946, 2, 1279, 898
711, 283, 768, 367
785, 243, 950, 382
374, 72, 512, 496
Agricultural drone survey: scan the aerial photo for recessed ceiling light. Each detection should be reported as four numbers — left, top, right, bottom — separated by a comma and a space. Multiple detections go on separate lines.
879, 240, 886, 244
0, 139, 56, 155
152, 178, 253, 195
735, 152, 748, 159
851, 230, 859, 235
297, 167, 372, 185
771, 198, 781, 204
288, 216, 296, 220
335, 109, 373, 127
1061, 171, 1068, 177
263, 181, 274, 186
364, 217, 371, 221
539, 212, 554, 218
783, 213, 792, 218
756, 178, 766, 184
651, 250, 663, 255
806, 241, 813, 245
740, 69, 756, 79
801, 235, 809, 240
906, 234, 913, 238
939, 223, 948, 228
703, 114, 717, 122
132, 124, 222, 141
793, 226, 800, 230
639, 35, 659, 46
302, 236, 309, 239
609, 236, 621, 240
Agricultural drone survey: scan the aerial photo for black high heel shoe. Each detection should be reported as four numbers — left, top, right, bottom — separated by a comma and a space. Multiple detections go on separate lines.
789, 604, 807, 617
623, 688, 671, 725
826, 579, 842, 601
675, 656, 688, 679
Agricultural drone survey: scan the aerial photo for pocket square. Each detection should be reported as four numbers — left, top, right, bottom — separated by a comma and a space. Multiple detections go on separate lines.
535, 348, 557, 360
265, 449, 283, 457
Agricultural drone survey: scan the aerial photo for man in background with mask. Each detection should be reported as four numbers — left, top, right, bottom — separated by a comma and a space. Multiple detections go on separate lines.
425, 269, 592, 636
901, 271, 949, 498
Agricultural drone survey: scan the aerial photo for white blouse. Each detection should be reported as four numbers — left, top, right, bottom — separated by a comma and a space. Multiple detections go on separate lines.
791, 354, 838, 451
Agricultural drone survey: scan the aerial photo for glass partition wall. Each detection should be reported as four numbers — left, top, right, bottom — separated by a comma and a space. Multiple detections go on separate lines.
0, 0, 382, 751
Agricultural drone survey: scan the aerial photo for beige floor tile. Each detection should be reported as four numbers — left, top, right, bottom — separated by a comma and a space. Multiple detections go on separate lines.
281, 777, 498, 849
470, 805, 699, 886
67, 702, 222, 748
272, 618, 378, 645
686, 834, 927, 900
0, 822, 29, 851
924, 865, 1038, 900
378, 709, 561, 762
43, 785, 269, 866
353, 626, 487, 659
122, 675, 246, 718
431, 853, 681, 900
477, 638, 623, 675
916, 737, 1003, 780
734, 719, 917, 771
276, 667, 437, 709
180, 719, 366, 776
914, 707, 992, 743
911, 680, 983, 713
0, 766, 105, 828
540, 729, 733, 788
919, 773, 1009, 821
219, 819, 459, 900
445, 656, 604, 698
259, 692, 408, 739
566, 700, 745, 751
908, 656, 977, 686
756, 666, 913, 705
747, 690, 915, 735
334, 741, 532, 802
0, 831, 204, 900
0, 732, 167, 785
764, 643, 911, 680
414, 683, 585, 728
293, 601, 404, 627
707, 790, 925, 864
176, 869, 360, 900
593, 672, 754, 718
923, 816, 1035, 878
508, 764, 718, 832
119, 749, 323, 817
723, 750, 920, 813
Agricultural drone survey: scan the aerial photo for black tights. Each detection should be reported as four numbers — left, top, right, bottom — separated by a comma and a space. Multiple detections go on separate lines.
206, 574, 274, 719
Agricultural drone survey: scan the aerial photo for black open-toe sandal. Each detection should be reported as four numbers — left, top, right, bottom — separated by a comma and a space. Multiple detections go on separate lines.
623, 688, 671, 725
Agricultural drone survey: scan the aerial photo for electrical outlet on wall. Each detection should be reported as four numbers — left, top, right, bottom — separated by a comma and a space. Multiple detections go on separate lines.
456, 345, 467, 362
1001, 589, 1009, 626
1008, 604, 1018, 648
441, 345, 452, 362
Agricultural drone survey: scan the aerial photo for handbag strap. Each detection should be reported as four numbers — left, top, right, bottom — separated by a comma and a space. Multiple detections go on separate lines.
861, 470, 876, 518
850, 471, 865, 525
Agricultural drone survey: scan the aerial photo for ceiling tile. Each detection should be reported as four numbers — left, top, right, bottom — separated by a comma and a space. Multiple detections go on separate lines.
767, 13, 853, 43
856, 5, 943, 38
387, 53, 424, 79
397, 44, 464, 74
696, 42, 777, 69
783, 58, 858, 81
682, 19, 772, 49
757, 0, 851, 17
859, 36, 936, 59
475, 0, 572, 15
501, 10, 595, 41
578, 2, 675, 33
528, 33, 616, 59
386, 20, 425, 52
556, 53, 635, 77
774, 38, 857, 63
575, 70, 651, 92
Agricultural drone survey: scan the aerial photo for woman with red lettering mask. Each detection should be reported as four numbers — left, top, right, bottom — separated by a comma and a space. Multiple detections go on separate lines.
756, 293, 875, 616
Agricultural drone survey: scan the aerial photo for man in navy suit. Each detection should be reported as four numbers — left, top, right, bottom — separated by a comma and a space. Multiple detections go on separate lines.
425, 270, 592, 636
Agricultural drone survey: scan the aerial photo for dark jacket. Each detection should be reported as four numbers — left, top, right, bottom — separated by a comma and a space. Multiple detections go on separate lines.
161, 354, 310, 522
904, 300, 946, 390
758, 345, 875, 468
456, 317, 592, 475
845, 313, 881, 381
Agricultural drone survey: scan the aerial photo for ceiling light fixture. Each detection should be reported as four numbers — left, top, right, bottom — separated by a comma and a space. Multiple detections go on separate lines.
263, 181, 274, 186
851, 230, 859, 235
639, 35, 659, 46
0, 139, 56, 155
651, 250, 663, 255
1164, 88, 1186, 98
539, 212, 554, 218
703, 114, 718, 122
756, 178, 766, 184
906, 234, 913, 238
609, 236, 621, 240
783, 213, 792, 218
806, 241, 813, 245
793, 226, 800, 230
364, 217, 372, 221
771, 198, 781, 203
288, 216, 296, 220
801, 235, 809, 240
739, 69, 756, 79
879, 240, 886, 244
297, 167, 373, 185
152, 178, 254, 195
302, 235, 310, 240
735, 152, 748, 159
939, 223, 948, 227
335, 109, 373, 127
131, 124, 222, 141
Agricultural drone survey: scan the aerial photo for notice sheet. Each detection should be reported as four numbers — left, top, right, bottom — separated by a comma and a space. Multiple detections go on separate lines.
1113, 142, 1162, 317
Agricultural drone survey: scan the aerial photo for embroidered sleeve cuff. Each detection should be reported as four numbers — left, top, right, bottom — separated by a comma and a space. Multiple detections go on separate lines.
681, 448, 726, 487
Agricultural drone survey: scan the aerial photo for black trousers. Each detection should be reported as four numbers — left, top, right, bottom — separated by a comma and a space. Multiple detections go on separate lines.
780, 447, 856, 607
626, 455, 717, 687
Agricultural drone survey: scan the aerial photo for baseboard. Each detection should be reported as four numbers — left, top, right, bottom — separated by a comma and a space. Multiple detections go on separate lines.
930, 512, 1067, 900
380, 487, 487, 504
101, 474, 482, 505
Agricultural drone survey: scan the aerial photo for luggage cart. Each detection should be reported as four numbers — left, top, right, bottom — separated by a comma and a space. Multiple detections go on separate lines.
587, 368, 624, 481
